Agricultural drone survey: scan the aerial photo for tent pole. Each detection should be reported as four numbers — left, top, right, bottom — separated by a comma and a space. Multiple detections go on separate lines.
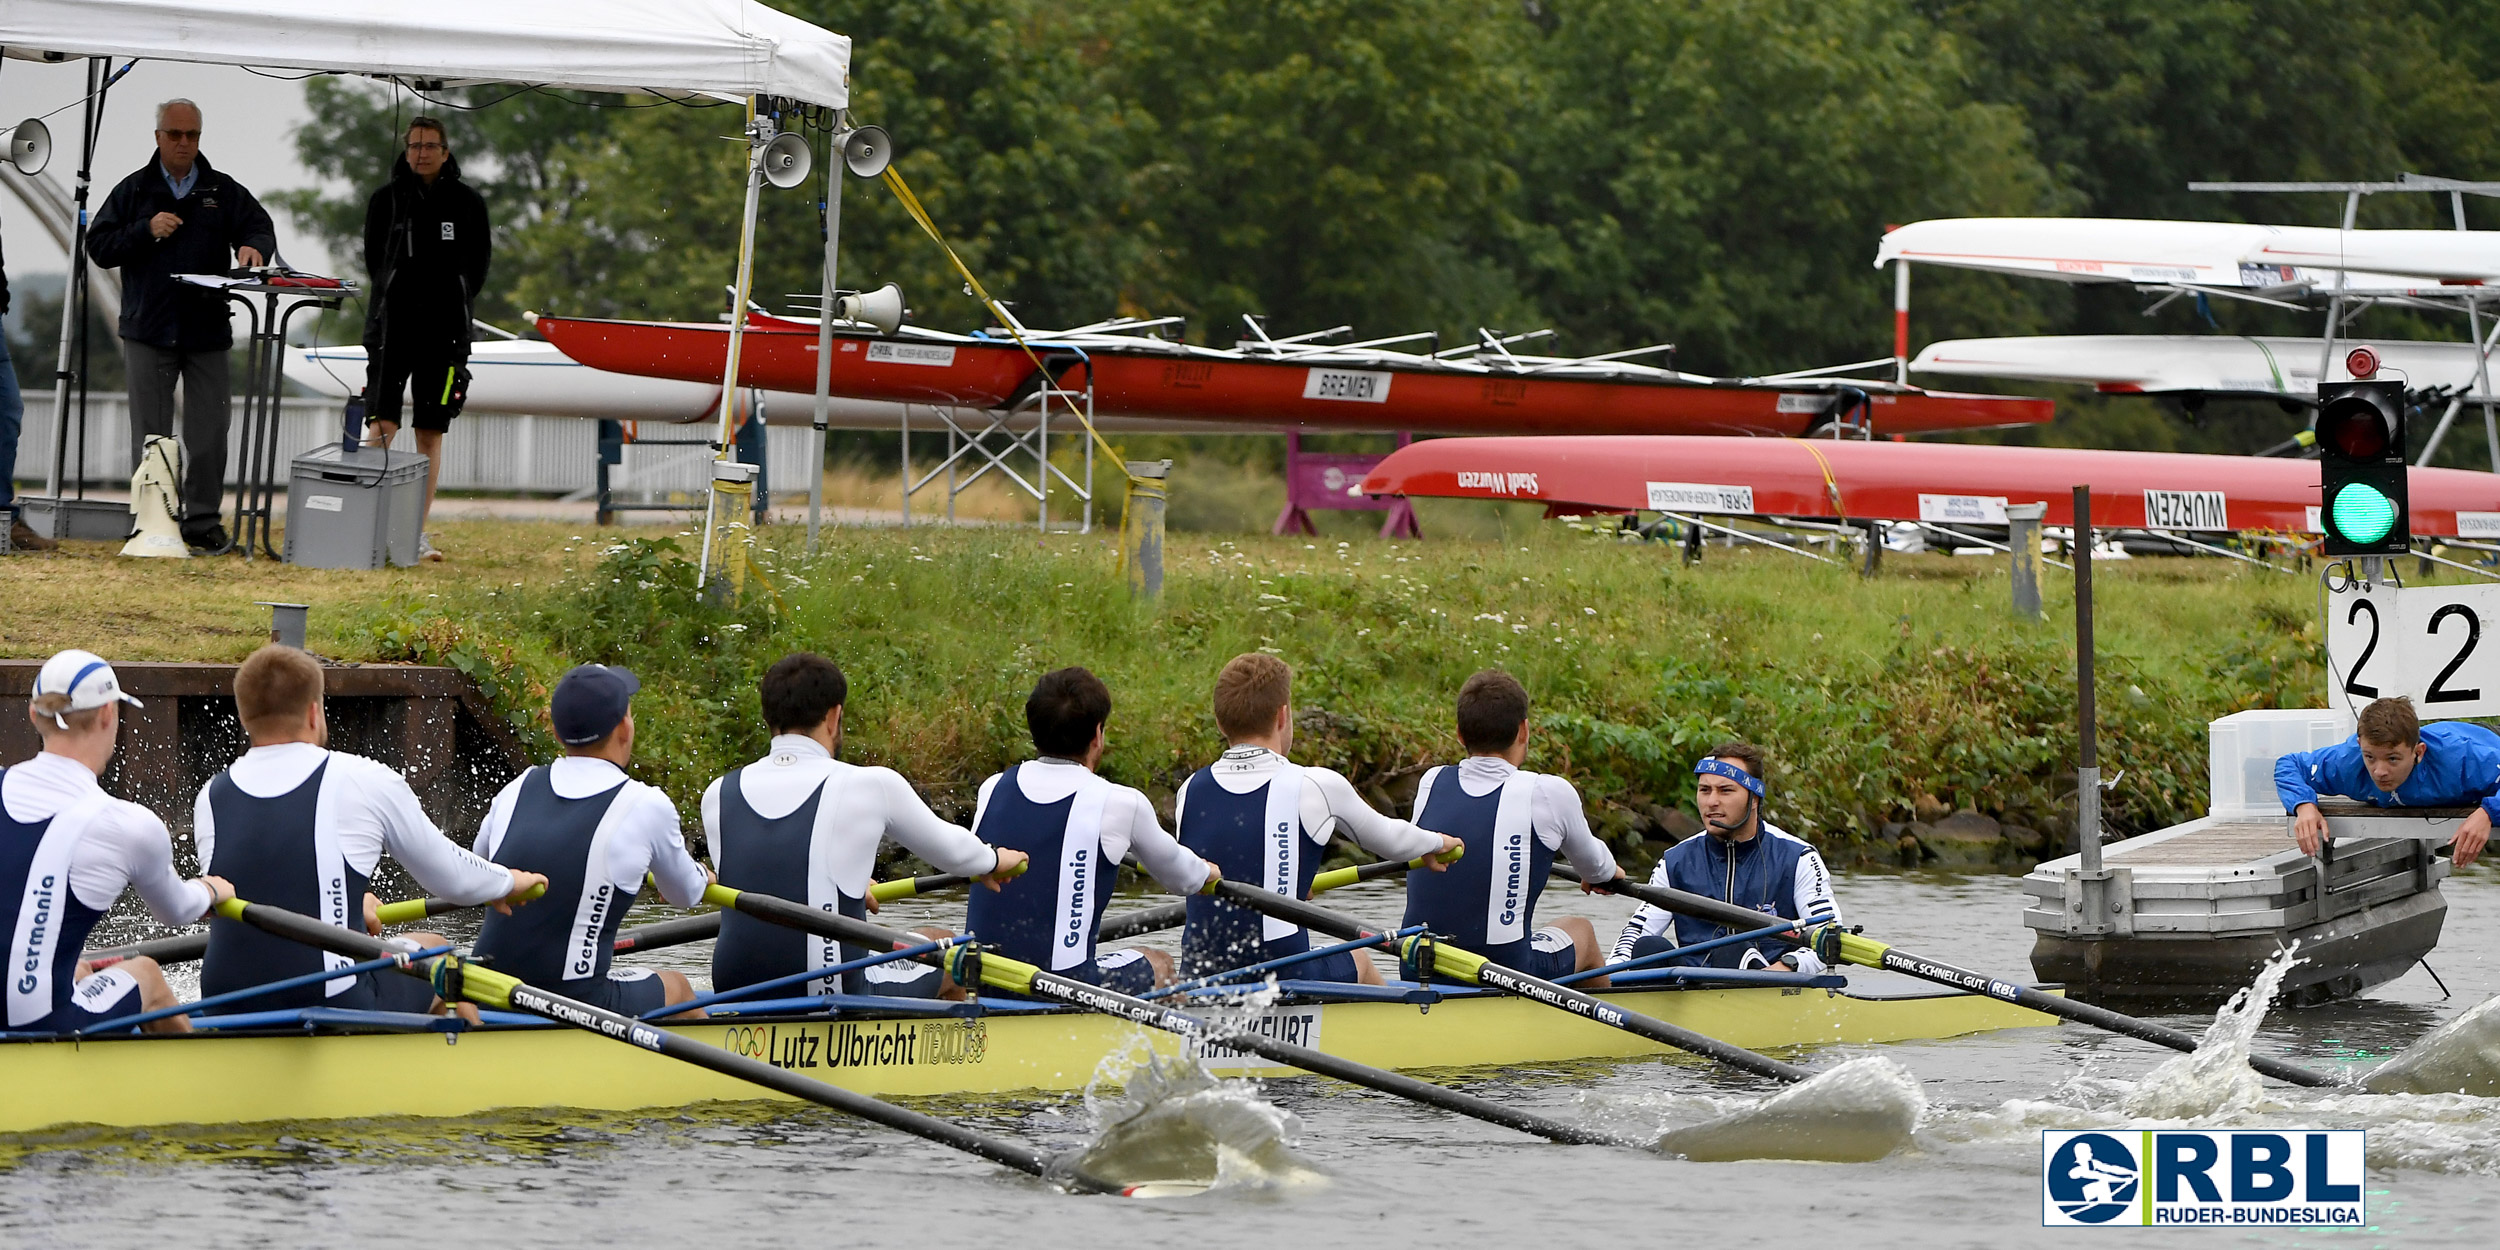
806, 123, 842, 552
45, 57, 104, 506
700, 99, 766, 590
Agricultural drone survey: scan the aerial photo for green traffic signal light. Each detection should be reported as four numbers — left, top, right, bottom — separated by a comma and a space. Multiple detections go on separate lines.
2330, 481, 2399, 544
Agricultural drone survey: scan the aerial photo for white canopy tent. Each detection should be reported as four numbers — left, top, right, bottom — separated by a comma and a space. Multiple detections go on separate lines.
3, 0, 859, 567
0, 0, 848, 107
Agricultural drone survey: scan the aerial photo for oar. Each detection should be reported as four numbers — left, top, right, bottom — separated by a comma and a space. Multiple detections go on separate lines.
1208, 880, 1808, 1083
208, 894, 1133, 1194
1577, 872, 2344, 1089
1093, 848, 1455, 944
700, 882, 1621, 1146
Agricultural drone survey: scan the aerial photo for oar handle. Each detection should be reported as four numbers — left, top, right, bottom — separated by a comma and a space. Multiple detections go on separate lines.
1311, 842, 1465, 895
372, 880, 550, 928
867, 855, 1031, 904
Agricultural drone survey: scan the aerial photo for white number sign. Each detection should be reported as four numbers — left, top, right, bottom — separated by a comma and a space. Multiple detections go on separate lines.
2326, 583, 2500, 719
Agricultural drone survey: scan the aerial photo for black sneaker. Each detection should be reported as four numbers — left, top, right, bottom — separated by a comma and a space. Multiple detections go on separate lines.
184, 524, 231, 553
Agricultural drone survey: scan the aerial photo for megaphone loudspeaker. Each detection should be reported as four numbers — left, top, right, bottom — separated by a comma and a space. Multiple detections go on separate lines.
6, 118, 51, 178
760, 131, 813, 189
122, 435, 189, 559
842, 125, 892, 179
837, 283, 906, 335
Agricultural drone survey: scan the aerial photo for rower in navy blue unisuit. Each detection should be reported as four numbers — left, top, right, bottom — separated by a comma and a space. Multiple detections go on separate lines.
196, 646, 541, 1017
2277, 695, 2500, 867
702, 653, 1024, 1004
1177, 654, 1458, 986
4, 650, 229, 1034
474, 664, 710, 1017
1612, 744, 1842, 975
967, 667, 1214, 996
1404, 670, 1623, 985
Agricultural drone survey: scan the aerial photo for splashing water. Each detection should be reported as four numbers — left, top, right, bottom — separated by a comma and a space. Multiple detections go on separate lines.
2118, 943, 2305, 1120
2364, 992, 2500, 1096
1052, 999, 1327, 1197
1650, 1056, 1927, 1162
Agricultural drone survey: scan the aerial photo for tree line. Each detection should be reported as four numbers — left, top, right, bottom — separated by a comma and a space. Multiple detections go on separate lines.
281, 0, 2500, 456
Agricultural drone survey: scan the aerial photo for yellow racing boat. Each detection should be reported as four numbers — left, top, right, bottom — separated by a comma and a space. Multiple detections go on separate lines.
0, 976, 2053, 1135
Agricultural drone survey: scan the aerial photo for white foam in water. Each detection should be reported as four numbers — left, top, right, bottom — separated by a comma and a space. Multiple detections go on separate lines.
1055, 992, 1329, 1197
2364, 993, 2500, 1097
1649, 1056, 1927, 1163
2117, 943, 2305, 1120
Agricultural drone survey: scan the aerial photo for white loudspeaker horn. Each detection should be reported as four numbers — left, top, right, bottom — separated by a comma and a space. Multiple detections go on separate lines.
122, 436, 190, 559
759, 131, 813, 189
4, 118, 50, 177
837, 283, 905, 334
841, 125, 892, 178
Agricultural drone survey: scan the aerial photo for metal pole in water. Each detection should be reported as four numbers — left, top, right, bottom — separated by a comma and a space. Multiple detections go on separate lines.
2074, 486, 2101, 874
2008, 501, 2044, 619
1123, 459, 1171, 599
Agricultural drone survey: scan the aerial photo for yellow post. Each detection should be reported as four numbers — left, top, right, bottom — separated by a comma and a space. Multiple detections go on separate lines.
1122, 459, 1172, 599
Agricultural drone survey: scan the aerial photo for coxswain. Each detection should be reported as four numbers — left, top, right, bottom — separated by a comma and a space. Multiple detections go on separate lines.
1610, 744, 1841, 974
1404, 670, 1623, 985
472, 664, 709, 1015
1176, 653, 1459, 985
702, 653, 1026, 1003
2278, 695, 2500, 867
195, 645, 542, 1015
4, 651, 230, 1034
965, 667, 1216, 994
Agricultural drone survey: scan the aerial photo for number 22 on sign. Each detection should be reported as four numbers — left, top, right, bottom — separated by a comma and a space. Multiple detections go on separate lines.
2327, 582, 2500, 718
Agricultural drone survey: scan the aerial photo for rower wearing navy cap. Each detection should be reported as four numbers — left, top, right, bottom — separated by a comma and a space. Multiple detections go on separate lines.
473, 663, 710, 1015
1611, 743, 1841, 974
1404, 670, 1624, 985
1176, 653, 1460, 985
966, 667, 1216, 994
2, 650, 230, 1034
196, 645, 542, 1016
702, 653, 1026, 1003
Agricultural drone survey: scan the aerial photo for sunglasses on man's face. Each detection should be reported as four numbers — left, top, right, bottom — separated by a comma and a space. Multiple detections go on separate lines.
158, 129, 201, 141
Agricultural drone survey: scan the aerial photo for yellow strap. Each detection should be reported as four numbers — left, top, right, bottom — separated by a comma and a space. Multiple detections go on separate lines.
1791, 437, 1847, 522
878, 167, 1130, 483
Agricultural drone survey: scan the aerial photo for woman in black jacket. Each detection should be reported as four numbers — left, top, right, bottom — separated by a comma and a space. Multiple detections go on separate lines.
361, 116, 491, 561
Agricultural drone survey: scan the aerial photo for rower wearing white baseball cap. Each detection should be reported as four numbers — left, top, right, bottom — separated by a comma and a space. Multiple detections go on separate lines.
194, 645, 545, 1017
2, 650, 230, 1034
470, 663, 712, 1016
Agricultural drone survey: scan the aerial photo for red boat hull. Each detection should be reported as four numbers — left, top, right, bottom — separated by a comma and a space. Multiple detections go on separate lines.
534, 316, 1040, 408
1359, 435, 2500, 535
1072, 354, 2050, 436
536, 315, 2052, 436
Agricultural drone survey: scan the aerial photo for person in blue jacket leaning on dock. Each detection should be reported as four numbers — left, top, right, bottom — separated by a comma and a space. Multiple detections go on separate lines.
2276, 696, 2500, 867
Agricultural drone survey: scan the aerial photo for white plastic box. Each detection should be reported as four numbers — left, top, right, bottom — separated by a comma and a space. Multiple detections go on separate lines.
2207, 708, 2355, 821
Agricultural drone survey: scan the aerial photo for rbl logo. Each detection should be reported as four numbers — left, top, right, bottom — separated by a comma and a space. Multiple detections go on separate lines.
2043, 1130, 2364, 1227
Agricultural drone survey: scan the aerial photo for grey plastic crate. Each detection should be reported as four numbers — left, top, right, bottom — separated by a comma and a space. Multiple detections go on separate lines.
284, 444, 426, 569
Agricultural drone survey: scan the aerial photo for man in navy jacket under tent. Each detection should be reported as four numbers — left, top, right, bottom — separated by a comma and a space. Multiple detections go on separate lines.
2276, 695, 2500, 868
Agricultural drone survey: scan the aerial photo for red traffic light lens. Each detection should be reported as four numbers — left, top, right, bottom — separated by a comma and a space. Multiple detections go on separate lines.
2317, 394, 2396, 459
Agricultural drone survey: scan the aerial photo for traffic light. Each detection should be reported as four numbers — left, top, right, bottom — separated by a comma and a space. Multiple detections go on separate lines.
2314, 376, 2409, 557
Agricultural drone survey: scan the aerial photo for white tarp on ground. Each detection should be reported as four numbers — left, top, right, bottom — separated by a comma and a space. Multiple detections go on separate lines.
0, 0, 848, 107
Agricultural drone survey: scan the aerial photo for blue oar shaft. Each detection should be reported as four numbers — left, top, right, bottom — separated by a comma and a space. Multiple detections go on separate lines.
1143, 925, 1426, 1000
1554, 917, 1829, 986
641, 936, 967, 1020
79, 943, 453, 1036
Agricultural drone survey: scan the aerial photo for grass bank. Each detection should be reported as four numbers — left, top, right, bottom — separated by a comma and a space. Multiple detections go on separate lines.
8, 516, 2343, 870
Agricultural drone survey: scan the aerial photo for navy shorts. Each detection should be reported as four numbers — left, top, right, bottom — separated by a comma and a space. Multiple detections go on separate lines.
1092, 948, 1158, 995
1510, 926, 1582, 981
16, 966, 145, 1033
561, 967, 673, 1016
856, 959, 947, 1000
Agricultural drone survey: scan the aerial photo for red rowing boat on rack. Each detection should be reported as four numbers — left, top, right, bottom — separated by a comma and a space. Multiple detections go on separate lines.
531, 313, 2055, 438
1357, 435, 2500, 536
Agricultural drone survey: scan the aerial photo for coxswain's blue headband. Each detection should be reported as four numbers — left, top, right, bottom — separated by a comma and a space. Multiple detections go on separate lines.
1694, 757, 1765, 797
